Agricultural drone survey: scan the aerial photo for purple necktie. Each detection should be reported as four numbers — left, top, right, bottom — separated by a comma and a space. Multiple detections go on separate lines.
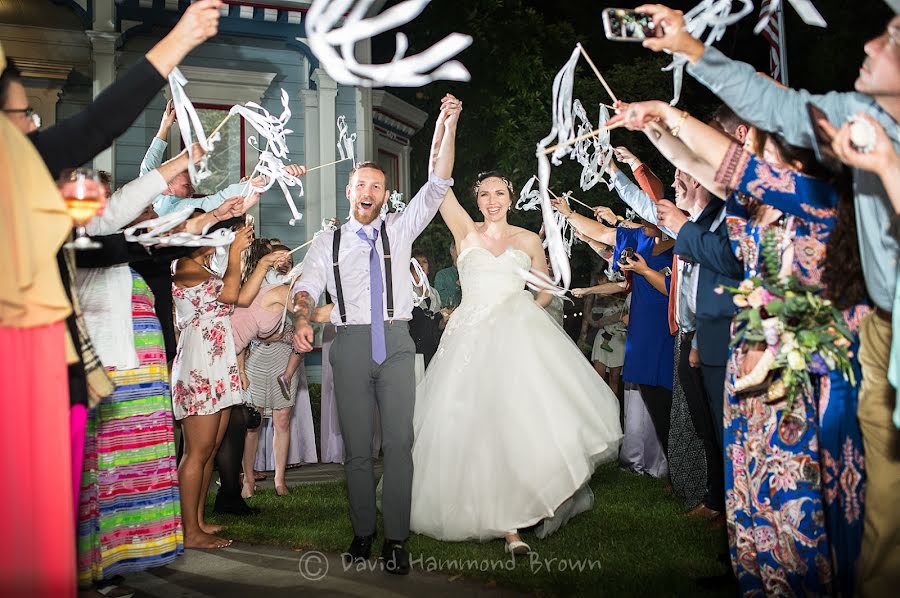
357, 227, 386, 364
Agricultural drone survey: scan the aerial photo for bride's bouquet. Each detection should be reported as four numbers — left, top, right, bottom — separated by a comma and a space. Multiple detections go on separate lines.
719, 227, 856, 406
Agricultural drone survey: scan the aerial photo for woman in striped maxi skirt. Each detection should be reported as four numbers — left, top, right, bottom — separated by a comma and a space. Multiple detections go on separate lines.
78, 270, 183, 587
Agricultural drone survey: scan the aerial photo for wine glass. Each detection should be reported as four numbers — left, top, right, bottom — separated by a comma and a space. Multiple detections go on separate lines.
59, 168, 107, 249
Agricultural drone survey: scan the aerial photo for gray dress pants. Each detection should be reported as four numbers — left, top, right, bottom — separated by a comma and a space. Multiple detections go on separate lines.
329, 321, 416, 541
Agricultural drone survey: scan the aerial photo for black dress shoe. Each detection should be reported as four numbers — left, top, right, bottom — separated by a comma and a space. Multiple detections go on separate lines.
381, 539, 410, 575
343, 534, 375, 564
213, 495, 259, 516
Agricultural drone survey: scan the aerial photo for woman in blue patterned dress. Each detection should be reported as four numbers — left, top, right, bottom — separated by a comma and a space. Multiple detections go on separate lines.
612, 101, 866, 597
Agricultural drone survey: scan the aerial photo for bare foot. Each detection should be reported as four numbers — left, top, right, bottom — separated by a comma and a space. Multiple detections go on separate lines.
275, 484, 290, 496
184, 530, 232, 549
200, 522, 226, 534
241, 483, 255, 499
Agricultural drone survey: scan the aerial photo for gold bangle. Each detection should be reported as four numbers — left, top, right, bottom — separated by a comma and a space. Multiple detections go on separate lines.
670, 111, 689, 138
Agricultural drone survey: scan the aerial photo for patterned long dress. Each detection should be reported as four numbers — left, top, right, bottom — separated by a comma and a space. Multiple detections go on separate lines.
77, 270, 183, 585
717, 145, 866, 597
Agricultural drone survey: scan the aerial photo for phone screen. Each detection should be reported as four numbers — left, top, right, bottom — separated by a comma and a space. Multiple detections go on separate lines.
806, 102, 842, 173
602, 8, 656, 42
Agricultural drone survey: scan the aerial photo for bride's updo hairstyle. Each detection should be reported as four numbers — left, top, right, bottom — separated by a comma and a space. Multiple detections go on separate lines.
472, 171, 515, 200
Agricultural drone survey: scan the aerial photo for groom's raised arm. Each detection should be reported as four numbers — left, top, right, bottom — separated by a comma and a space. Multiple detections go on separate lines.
401, 95, 460, 239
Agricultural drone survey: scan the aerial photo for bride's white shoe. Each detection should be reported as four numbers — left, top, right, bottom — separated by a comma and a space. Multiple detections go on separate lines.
504, 539, 531, 556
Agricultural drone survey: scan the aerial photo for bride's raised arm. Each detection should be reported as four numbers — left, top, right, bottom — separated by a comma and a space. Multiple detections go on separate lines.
428, 95, 475, 245
439, 187, 476, 245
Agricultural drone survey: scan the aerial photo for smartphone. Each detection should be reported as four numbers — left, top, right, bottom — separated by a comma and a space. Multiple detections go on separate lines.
618, 247, 635, 265
806, 102, 842, 173
602, 8, 656, 42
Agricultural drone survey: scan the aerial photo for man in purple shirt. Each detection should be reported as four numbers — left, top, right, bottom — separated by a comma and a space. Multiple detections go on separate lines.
290, 96, 459, 574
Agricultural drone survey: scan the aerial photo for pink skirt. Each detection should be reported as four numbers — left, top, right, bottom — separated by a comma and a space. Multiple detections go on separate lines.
0, 322, 76, 597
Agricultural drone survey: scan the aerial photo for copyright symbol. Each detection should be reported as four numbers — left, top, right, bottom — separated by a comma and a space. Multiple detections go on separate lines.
298, 550, 328, 581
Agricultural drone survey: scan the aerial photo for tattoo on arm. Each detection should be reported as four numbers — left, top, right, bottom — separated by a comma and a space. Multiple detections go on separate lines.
292, 291, 315, 322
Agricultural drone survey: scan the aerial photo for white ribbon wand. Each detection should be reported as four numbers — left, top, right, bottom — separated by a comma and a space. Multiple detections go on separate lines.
168, 68, 220, 186
306, 0, 473, 87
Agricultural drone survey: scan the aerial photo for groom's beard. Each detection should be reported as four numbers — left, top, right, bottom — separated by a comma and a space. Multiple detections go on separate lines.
352, 198, 386, 224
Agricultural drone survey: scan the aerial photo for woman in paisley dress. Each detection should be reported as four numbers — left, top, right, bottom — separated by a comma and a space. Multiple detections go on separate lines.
410, 107, 623, 554
614, 101, 867, 597
170, 226, 253, 549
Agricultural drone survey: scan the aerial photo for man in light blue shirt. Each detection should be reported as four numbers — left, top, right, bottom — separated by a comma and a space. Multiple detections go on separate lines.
638, 6, 900, 594
142, 100, 256, 215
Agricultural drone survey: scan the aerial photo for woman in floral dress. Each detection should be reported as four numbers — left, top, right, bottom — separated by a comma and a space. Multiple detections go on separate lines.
170, 226, 253, 549
613, 102, 866, 596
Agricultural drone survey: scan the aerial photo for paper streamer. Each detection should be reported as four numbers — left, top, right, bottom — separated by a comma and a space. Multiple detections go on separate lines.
663, 1, 754, 105
231, 89, 304, 225
305, 0, 473, 88
516, 175, 541, 211
757, 1, 826, 31
168, 68, 220, 186
533, 45, 583, 291
123, 208, 236, 248
410, 257, 430, 307
336, 115, 358, 165
571, 101, 615, 192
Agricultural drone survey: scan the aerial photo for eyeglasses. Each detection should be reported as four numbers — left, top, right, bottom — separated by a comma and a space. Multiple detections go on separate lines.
3, 107, 41, 128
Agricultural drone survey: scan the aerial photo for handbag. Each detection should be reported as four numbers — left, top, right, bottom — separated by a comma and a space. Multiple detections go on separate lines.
242, 390, 262, 430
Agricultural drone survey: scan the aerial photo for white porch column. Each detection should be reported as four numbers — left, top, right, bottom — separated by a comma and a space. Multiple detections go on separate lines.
300, 87, 321, 241
311, 69, 338, 224
354, 39, 374, 162
86, 31, 118, 177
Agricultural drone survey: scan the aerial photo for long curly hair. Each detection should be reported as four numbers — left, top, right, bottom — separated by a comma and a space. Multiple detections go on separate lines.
242, 238, 272, 284
764, 135, 868, 309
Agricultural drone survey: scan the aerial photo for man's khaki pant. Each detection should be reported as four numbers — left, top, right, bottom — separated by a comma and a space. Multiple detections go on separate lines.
857, 312, 900, 598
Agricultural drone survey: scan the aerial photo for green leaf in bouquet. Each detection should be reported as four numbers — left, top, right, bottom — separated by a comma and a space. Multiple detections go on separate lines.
765, 298, 784, 315
748, 309, 763, 328
798, 330, 818, 348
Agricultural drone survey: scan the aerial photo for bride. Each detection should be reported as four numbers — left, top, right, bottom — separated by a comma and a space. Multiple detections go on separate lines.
410, 95, 623, 554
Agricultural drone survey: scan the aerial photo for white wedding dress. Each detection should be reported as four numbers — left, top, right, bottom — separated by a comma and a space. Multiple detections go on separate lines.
410, 246, 623, 541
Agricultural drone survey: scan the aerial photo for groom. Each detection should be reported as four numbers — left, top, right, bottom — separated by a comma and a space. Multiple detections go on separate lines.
291, 96, 459, 574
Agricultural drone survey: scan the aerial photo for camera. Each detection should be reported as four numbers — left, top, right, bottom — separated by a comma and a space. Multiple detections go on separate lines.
602, 8, 656, 42
618, 247, 635, 265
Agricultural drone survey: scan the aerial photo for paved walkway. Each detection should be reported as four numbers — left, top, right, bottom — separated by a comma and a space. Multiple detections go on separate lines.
129, 462, 524, 597
128, 542, 525, 597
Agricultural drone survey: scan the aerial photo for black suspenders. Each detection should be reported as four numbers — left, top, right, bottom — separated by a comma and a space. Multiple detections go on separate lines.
332, 221, 393, 325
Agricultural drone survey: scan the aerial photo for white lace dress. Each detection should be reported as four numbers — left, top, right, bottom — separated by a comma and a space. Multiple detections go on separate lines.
410, 246, 623, 541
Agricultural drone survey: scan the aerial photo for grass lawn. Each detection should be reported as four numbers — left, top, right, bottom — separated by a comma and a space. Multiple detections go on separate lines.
207, 462, 734, 596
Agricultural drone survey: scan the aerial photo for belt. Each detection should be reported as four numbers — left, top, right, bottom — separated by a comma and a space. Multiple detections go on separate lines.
874, 306, 892, 323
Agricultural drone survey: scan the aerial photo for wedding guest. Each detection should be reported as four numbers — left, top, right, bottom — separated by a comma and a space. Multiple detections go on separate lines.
141, 105, 307, 216
409, 249, 444, 368
589, 295, 627, 397
557, 199, 675, 458
433, 241, 461, 309
822, 113, 900, 432
616, 98, 868, 596
170, 224, 254, 549
638, 7, 899, 592
0, 44, 75, 595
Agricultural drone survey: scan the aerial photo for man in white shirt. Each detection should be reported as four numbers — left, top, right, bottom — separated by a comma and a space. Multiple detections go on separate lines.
290, 95, 459, 574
